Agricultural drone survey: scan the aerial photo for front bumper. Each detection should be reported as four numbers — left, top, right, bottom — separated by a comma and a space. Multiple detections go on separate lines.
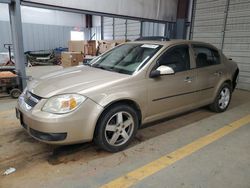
16, 94, 103, 144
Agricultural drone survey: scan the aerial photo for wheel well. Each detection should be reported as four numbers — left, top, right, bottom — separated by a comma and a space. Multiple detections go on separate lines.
232, 68, 239, 91
93, 99, 142, 139
224, 79, 232, 87
104, 99, 142, 125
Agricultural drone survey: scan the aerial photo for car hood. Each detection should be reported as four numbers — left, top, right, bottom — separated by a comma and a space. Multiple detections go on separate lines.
27, 66, 129, 98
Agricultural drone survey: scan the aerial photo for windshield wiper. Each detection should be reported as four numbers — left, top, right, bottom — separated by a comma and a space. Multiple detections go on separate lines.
95, 65, 115, 72
84, 63, 92, 67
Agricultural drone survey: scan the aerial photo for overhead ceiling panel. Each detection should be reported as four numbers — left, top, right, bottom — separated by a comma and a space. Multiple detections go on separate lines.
22, 0, 178, 21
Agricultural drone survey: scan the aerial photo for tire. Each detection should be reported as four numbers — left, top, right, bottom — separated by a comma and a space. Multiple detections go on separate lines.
94, 104, 139, 152
10, 88, 21, 99
209, 83, 232, 113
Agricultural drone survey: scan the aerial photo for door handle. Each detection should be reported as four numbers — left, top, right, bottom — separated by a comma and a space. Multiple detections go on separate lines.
184, 76, 193, 83
214, 71, 222, 76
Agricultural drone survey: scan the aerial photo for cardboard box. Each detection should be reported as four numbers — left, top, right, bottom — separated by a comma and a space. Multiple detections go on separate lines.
68, 40, 97, 56
68, 41, 87, 53
61, 52, 83, 67
97, 40, 126, 54
84, 40, 97, 56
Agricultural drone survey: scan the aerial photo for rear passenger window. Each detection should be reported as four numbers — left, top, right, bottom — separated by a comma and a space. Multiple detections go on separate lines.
193, 46, 220, 68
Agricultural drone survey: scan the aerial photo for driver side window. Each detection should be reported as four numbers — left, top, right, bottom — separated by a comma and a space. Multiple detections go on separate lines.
157, 45, 190, 72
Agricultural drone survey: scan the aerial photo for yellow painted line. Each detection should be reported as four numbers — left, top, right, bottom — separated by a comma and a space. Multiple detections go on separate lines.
0, 109, 14, 116
101, 114, 250, 188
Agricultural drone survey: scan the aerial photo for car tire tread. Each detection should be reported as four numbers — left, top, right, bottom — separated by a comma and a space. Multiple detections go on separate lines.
209, 83, 232, 113
94, 104, 139, 152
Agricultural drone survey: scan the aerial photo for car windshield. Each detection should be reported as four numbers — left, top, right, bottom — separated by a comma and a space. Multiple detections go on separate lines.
90, 43, 162, 75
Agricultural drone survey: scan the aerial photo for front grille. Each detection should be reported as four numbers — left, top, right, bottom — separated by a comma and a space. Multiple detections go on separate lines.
24, 91, 42, 108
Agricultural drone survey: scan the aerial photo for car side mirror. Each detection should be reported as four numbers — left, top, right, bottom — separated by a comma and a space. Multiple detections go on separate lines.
150, 65, 175, 78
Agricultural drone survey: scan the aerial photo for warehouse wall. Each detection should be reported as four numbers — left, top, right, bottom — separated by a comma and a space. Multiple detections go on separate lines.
191, 0, 250, 91
0, 21, 89, 52
0, 4, 86, 52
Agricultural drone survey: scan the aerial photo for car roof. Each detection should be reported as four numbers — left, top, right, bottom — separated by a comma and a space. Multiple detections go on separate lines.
128, 40, 219, 50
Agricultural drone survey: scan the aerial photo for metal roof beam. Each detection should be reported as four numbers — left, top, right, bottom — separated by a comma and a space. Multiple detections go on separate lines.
0, 0, 11, 4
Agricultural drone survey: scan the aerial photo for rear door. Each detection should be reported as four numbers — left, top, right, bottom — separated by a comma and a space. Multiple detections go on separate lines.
192, 45, 224, 105
146, 44, 197, 122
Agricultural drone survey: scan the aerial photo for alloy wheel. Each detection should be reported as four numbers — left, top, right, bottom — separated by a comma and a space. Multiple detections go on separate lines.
218, 87, 230, 109
104, 111, 134, 146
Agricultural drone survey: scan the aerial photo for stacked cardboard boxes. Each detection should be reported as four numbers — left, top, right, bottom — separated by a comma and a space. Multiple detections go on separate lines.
97, 40, 126, 55
68, 40, 97, 56
61, 40, 98, 67
61, 40, 126, 67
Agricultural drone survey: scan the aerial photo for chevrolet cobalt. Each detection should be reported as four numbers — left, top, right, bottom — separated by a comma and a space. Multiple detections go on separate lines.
16, 40, 239, 152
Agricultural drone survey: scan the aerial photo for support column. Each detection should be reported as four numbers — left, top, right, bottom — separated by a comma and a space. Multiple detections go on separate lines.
176, 0, 190, 39
125, 19, 127, 40
140, 21, 143, 37
221, 0, 230, 50
101, 16, 104, 40
112, 17, 115, 40
9, 0, 27, 89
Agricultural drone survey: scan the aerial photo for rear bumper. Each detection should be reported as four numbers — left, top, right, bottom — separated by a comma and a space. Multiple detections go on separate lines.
16, 96, 103, 145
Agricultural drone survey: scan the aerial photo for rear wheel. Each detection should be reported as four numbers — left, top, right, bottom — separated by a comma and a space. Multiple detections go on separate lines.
94, 104, 139, 152
209, 83, 231, 113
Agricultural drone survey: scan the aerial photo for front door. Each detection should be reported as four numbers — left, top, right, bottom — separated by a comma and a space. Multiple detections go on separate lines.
146, 45, 197, 122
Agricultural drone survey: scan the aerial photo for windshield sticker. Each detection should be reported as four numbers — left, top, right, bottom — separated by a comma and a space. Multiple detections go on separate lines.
141, 44, 159, 49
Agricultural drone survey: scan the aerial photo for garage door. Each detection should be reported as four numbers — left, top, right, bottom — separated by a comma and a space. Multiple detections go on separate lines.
103, 17, 141, 40
114, 18, 126, 40
126, 20, 141, 40
103, 17, 114, 40
191, 0, 250, 90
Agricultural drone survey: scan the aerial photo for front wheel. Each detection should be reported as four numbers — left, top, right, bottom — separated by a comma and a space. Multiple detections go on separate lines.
94, 104, 139, 152
209, 83, 232, 113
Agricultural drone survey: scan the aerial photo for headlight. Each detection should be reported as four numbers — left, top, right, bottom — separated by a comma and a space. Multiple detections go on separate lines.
42, 94, 86, 114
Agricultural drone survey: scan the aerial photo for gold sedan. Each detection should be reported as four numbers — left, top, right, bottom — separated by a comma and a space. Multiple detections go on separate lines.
16, 40, 239, 152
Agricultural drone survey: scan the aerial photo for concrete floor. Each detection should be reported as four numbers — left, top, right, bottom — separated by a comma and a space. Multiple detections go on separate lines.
0, 85, 250, 187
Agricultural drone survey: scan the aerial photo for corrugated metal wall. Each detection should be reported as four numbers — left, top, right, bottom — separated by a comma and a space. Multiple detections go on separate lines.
224, 0, 250, 90
192, 0, 250, 90
0, 21, 12, 51
191, 0, 226, 49
0, 20, 89, 52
